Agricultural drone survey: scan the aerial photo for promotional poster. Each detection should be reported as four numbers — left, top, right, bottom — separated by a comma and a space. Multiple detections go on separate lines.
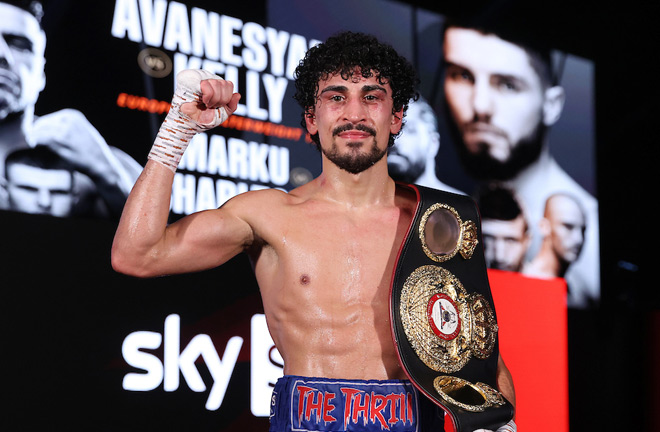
2, 0, 605, 430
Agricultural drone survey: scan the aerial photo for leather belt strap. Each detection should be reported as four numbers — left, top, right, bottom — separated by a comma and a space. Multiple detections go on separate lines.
390, 183, 515, 431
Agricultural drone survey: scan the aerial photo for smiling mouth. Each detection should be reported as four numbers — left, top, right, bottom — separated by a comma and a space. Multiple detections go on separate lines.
339, 131, 372, 141
333, 123, 377, 138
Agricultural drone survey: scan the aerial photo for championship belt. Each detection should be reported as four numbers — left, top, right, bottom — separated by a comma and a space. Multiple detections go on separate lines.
390, 184, 514, 431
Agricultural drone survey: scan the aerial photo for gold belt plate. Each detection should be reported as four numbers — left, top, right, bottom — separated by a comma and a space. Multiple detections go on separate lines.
399, 265, 498, 373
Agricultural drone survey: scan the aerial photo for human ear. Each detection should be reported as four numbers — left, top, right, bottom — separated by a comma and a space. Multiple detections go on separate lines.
304, 110, 318, 135
390, 108, 404, 134
542, 86, 565, 126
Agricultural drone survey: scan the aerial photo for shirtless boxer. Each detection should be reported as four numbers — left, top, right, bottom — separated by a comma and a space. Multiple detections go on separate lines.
112, 31, 515, 431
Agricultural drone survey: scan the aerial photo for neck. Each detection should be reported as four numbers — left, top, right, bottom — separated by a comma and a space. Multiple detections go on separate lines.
0, 110, 32, 142
534, 241, 566, 277
504, 142, 552, 188
317, 157, 396, 208
418, 156, 437, 182
0, 111, 32, 169
0, 112, 32, 179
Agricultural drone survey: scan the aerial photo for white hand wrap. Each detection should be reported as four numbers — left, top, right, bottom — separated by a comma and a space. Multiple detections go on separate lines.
148, 69, 229, 172
473, 419, 516, 432
496, 420, 516, 432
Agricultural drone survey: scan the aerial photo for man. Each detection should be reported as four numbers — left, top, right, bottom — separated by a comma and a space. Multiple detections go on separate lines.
441, 20, 599, 308
388, 96, 464, 194
112, 32, 515, 431
0, 0, 141, 218
524, 193, 586, 280
476, 184, 529, 273
4, 145, 77, 217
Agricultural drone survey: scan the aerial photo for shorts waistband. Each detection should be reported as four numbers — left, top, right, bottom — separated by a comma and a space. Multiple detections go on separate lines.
270, 375, 421, 431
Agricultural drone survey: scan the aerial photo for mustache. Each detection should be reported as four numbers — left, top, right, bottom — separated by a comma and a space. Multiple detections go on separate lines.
332, 123, 377, 137
464, 121, 508, 139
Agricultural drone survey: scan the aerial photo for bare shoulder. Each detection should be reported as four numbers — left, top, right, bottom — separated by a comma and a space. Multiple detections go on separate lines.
215, 186, 309, 236
212, 185, 317, 260
218, 186, 304, 216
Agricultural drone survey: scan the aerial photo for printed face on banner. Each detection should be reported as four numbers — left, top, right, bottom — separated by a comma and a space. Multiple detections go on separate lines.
440, 23, 597, 308
0, 3, 46, 119
482, 216, 529, 273
388, 98, 439, 183
443, 27, 547, 166
5, 163, 75, 216
544, 194, 586, 265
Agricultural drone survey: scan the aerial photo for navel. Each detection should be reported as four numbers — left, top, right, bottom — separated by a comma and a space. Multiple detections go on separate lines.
300, 274, 311, 285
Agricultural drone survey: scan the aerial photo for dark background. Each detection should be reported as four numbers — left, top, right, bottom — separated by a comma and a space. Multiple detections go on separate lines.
2, 0, 655, 430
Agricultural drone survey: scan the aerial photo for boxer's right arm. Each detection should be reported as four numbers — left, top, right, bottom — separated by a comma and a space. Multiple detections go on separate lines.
111, 160, 254, 277
111, 70, 245, 278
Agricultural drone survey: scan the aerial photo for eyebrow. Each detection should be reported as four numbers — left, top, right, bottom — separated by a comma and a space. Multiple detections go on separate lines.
319, 84, 388, 95
443, 60, 463, 71
493, 73, 529, 87
445, 61, 530, 86
2, 33, 35, 51
362, 84, 388, 94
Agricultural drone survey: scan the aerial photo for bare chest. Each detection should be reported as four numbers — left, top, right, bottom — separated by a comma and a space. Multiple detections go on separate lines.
251, 200, 413, 306
248, 192, 416, 378
286, 209, 403, 286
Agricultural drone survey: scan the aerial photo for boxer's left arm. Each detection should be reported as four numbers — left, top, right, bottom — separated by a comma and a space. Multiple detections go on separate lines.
473, 355, 517, 432
497, 354, 515, 411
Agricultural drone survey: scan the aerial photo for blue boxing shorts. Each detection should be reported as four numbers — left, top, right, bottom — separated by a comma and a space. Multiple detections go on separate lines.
269, 375, 445, 431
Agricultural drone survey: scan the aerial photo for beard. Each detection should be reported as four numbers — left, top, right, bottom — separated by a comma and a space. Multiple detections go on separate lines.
446, 111, 546, 182
387, 146, 426, 183
322, 124, 388, 174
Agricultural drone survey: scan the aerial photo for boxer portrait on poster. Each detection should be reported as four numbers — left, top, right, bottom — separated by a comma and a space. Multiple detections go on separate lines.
0, 0, 141, 218
437, 17, 599, 309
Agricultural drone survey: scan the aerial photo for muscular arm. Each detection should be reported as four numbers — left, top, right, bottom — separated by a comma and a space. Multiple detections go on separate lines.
473, 355, 517, 432
111, 71, 244, 277
497, 354, 516, 414
111, 161, 253, 277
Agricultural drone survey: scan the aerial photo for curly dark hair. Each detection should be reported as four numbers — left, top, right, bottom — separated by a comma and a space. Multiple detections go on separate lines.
293, 31, 419, 148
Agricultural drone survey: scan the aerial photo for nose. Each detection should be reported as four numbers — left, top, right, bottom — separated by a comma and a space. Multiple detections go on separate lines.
493, 238, 507, 262
471, 78, 493, 120
36, 187, 53, 210
343, 96, 367, 123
